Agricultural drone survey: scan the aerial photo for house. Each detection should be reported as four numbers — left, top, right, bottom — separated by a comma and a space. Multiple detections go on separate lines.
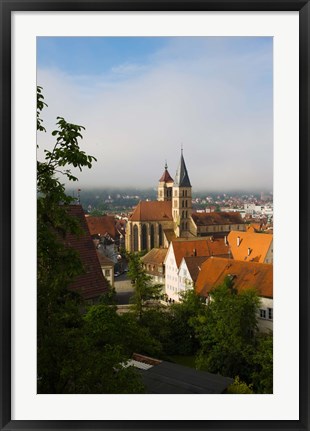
141, 248, 168, 286
178, 255, 209, 296
164, 237, 230, 302
96, 252, 115, 287
129, 353, 233, 394
195, 257, 273, 332
191, 211, 246, 237
86, 215, 118, 262
227, 230, 273, 264
63, 205, 109, 303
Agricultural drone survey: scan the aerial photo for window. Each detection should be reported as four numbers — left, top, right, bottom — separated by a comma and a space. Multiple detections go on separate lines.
133, 225, 138, 252
268, 308, 273, 320
105, 269, 110, 277
259, 309, 266, 319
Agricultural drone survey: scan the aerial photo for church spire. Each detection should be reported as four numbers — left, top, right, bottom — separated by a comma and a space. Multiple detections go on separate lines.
174, 149, 191, 187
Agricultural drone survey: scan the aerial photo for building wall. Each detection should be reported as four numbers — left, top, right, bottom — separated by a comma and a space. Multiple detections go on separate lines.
125, 220, 174, 253
178, 259, 194, 298
257, 297, 273, 332
172, 186, 192, 237
100, 265, 114, 287
264, 241, 273, 264
196, 223, 246, 236
164, 245, 179, 302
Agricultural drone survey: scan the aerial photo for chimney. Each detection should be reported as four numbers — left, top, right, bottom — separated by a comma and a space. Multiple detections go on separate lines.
237, 236, 241, 247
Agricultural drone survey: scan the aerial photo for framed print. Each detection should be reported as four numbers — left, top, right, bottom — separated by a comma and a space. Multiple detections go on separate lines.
1, 0, 309, 430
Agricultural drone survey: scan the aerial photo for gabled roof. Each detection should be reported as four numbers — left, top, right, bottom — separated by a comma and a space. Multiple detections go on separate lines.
174, 150, 191, 187
227, 231, 273, 263
182, 256, 210, 282
85, 215, 116, 238
171, 237, 230, 268
130, 201, 173, 222
159, 163, 174, 183
63, 205, 109, 300
195, 257, 273, 299
141, 248, 168, 266
96, 251, 115, 267
192, 211, 244, 226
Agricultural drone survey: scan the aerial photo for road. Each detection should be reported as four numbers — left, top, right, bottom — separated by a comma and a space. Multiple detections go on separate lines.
114, 272, 134, 305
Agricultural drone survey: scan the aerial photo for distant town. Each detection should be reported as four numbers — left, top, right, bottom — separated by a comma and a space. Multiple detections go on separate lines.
69, 187, 273, 224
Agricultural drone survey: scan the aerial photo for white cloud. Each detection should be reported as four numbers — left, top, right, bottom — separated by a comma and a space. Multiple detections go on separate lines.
37, 39, 273, 192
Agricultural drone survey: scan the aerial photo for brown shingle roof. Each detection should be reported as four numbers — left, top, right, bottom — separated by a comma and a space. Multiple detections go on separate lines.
172, 237, 230, 268
85, 215, 116, 238
227, 231, 273, 263
130, 201, 173, 222
183, 256, 209, 282
195, 257, 273, 299
159, 167, 174, 183
63, 205, 109, 300
192, 211, 244, 226
141, 248, 168, 265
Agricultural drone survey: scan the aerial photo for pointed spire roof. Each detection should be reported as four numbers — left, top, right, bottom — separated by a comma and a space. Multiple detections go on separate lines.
174, 149, 191, 187
159, 162, 174, 183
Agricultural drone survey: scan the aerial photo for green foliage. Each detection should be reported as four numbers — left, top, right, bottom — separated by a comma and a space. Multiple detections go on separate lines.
37, 87, 143, 394
167, 289, 206, 356
127, 252, 163, 318
226, 376, 254, 394
193, 280, 261, 383
251, 332, 273, 393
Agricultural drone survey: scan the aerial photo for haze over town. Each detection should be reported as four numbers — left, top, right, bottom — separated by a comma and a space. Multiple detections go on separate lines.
37, 36, 273, 192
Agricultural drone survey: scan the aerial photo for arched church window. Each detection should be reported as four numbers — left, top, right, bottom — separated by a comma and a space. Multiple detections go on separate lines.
158, 224, 163, 247
133, 225, 138, 252
141, 224, 147, 251
185, 200, 188, 207
150, 225, 155, 249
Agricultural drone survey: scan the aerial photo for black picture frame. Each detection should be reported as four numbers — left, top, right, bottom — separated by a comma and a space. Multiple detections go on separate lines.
1, 1, 309, 430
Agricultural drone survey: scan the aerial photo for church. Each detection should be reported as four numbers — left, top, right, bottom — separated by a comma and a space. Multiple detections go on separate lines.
125, 150, 194, 253
125, 151, 245, 253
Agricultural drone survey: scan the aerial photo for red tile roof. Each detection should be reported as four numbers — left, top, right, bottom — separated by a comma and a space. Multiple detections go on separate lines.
63, 205, 109, 300
227, 231, 273, 263
159, 168, 174, 183
192, 211, 244, 226
171, 237, 230, 268
141, 248, 168, 265
130, 201, 173, 222
195, 257, 273, 299
85, 215, 116, 238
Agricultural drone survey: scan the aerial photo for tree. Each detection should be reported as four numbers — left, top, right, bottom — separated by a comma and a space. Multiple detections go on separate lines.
37, 87, 143, 393
127, 252, 163, 318
193, 278, 261, 383
251, 332, 273, 393
226, 376, 254, 394
167, 289, 206, 356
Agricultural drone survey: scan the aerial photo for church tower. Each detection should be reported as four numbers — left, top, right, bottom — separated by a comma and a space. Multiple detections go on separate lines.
157, 162, 174, 201
172, 150, 192, 237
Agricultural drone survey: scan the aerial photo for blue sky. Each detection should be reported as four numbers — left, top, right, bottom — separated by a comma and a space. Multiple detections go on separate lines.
37, 36, 273, 191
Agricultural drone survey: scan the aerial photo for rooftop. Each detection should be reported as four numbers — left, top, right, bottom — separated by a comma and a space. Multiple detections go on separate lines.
63, 205, 109, 300
130, 201, 173, 222
195, 257, 273, 299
